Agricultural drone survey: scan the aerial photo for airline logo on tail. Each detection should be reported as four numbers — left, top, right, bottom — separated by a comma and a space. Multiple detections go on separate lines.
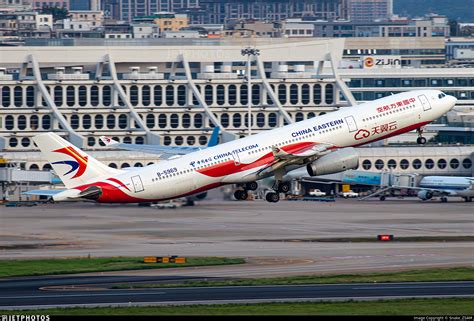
52, 146, 89, 178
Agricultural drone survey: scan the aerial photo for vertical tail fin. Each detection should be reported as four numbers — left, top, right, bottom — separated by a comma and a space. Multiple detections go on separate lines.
207, 126, 220, 147
33, 133, 122, 189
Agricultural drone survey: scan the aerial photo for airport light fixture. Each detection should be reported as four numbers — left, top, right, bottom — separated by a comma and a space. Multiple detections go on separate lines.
241, 47, 260, 136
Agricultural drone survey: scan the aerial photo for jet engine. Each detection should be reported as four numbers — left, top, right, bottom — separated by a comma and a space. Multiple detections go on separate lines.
306, 147, 359, 177
188, 192, 208, 201
183, 192, 208, 206
417, 190, 433, 200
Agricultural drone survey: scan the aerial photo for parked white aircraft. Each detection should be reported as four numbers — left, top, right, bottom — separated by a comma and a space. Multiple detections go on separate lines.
30, 90, 456, 203
412, 176, 474, 202
363, 175, 474, 202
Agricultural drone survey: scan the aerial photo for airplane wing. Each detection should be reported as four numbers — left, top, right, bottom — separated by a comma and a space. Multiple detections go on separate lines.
99, 136, 198, 159
384, 185, 456, 195
359, 186, 454, 201
393, 186, 456, 196
100, 127, 221, 159
270, 143, 331, 160
248, 143, 333, 179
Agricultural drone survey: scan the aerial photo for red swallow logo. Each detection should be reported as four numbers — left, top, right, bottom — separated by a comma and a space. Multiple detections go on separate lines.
354, 129, 371, 141
52, 146, 88, 178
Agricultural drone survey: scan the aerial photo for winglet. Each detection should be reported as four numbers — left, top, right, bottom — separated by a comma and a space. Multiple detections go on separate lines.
99, 136, 119, 147
207, 126, 220, 147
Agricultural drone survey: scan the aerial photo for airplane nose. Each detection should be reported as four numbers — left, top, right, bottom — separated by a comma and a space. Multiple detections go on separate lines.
442, 95, 458, 110
447, 95, 457, 109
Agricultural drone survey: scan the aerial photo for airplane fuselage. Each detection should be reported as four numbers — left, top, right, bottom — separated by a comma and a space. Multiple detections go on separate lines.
420, 176, 474, 198
54, 90, 457, 203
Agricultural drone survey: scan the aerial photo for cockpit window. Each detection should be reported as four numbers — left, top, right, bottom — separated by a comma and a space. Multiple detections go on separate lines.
438, 93, 446, 99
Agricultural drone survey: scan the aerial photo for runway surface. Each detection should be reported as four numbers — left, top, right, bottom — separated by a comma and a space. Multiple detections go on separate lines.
1, 197, 474, 309
1, 273, 474, 309
1, 198, 473, 276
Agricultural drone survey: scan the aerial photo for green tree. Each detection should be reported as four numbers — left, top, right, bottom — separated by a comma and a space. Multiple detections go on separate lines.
40, 6, 69, 22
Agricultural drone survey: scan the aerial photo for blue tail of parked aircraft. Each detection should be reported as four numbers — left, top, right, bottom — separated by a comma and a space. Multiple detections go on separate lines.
207, 126, 220, 147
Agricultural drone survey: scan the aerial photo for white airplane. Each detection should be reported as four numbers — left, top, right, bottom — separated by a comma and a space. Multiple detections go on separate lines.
29, 90, 456, 203
410, 176, 474, 202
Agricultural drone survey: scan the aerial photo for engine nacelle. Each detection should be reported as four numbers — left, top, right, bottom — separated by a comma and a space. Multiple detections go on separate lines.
417, 190, 433, 200
306, 147, 359, 177
189, 192, 208, 201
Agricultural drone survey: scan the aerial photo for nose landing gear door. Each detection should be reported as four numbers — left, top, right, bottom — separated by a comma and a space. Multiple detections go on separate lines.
131, 175, 144, 193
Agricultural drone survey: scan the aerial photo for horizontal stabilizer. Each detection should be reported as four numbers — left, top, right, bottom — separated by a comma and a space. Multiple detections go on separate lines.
99, 136, 199, 158
22, 189, 65, 196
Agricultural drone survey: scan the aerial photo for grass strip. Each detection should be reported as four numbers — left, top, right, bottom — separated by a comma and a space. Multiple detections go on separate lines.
0, 257, 245, 278
114, 267, 474, 289
1, 298, 473, 315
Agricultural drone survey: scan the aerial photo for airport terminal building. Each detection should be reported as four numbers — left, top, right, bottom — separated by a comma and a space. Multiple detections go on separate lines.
0, 38, 472, 177
0, 38, 352, 155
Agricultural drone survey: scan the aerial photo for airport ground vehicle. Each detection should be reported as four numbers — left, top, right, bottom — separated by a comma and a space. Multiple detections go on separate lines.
309, 189, 326, 197
340, 190, 359, 198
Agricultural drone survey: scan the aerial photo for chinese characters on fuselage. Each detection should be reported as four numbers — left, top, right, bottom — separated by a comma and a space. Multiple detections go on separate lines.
376, 97, 416, 113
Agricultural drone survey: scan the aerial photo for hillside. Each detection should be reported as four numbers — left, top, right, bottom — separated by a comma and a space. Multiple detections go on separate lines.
394, 0, 474, 21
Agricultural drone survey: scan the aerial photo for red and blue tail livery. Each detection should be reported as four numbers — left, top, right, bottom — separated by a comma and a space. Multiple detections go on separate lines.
52, 147, 89, 178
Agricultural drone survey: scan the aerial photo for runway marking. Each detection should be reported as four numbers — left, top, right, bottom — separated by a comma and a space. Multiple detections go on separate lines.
353, 284, 474, 290
104, 281, 474, 291
0, 291, 167, 300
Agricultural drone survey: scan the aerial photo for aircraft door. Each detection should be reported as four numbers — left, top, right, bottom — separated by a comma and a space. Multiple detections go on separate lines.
344, 115, 358, 133
418, 94, 432, 111
231, 151, 241, 166
131, 175, 144, 193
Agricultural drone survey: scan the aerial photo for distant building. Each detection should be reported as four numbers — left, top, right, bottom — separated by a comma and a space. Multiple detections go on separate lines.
227, 20, 282, 38
153, 12, 187, 32
35, 12, 53, 28
70, 0, 99, 10
307, 15, 449, 38
343, 37, 446, 68
131, 23, 159, 38
200, 0, 347, 25
104, 31, 131, 38
186, 24, 223, 37
0, 0, 32, 10
132, 12, 188, 33
346, 0, 392, 22
31, 0, 70, 10
162, 29, 200, 38
103, 20, 130, 37
62, 10, 103, 31
14, 11, 53, 37
283, 19, 314, 38
100, 0, 119, 18
457, 23, 474, 37
151, 0, 198, 13
0, 13, 18, 36
115, 0, 197, 22
0, 11, 52, 37
446, 37, 474, 62
70, 0, 90, 10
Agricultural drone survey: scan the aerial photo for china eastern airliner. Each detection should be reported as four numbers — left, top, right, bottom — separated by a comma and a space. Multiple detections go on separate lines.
30, 90, 456, 203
